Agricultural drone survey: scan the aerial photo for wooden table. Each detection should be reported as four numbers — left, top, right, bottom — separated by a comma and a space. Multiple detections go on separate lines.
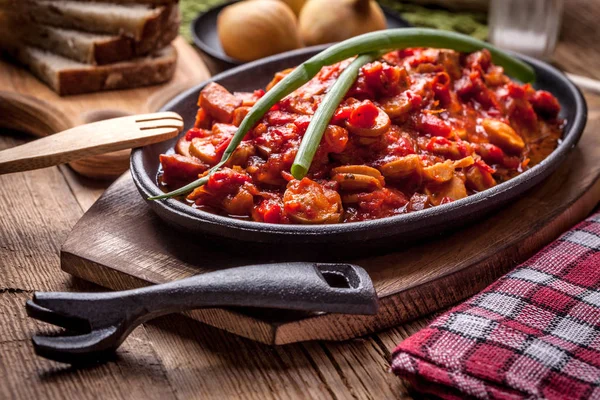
1, 3, 599, 398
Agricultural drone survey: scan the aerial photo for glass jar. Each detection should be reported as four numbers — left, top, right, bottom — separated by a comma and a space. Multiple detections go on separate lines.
488, 0, 564, 60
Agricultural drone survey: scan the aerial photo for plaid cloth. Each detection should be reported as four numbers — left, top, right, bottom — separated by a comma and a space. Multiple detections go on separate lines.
392, 212, 600, 400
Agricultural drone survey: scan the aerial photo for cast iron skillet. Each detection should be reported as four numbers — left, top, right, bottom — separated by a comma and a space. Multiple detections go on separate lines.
131, 45, 587, 248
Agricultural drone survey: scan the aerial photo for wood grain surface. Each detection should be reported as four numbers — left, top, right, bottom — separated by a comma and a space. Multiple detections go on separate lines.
1, 2, 599, 398
0, 37, 209, 179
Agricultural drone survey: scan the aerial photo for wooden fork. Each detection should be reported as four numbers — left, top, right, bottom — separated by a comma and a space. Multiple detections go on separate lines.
0, 112, 184, 174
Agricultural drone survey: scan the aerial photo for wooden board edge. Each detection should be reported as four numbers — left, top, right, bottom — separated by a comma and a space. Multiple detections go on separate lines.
0, 90, 73, 137
382, 174, 600, 298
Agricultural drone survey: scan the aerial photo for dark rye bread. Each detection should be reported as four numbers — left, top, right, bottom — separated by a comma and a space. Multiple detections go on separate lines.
1, 1, 175, 42
4, 44, 177, 95
6, 9, 180, 64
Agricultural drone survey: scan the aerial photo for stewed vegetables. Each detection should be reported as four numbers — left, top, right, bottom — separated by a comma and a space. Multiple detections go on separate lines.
150, 28, 535, 200
291, 53, 379, 179
156, 46, 563, 224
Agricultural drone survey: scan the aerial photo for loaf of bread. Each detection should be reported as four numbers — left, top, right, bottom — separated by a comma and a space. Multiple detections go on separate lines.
8, 9, 180, 64
3, 1, 175, 41
4, 44, 178, 95
0, 0, 180, 95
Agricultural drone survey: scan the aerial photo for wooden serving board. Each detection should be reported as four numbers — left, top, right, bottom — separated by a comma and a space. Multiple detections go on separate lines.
0, 37, 210, 179
60, 124, 600, 345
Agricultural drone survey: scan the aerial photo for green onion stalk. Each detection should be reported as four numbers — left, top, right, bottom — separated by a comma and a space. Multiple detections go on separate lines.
290, 52, 380, 179
150, 28, 535, 200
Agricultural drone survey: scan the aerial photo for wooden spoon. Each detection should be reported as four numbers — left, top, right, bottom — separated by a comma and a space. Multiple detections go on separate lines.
0, 112, 184, 174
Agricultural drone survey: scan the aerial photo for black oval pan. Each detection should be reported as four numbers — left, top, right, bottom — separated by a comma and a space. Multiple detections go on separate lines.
131, 45, 587, 249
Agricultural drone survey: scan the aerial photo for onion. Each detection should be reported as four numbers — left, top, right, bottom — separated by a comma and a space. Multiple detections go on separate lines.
217, 0, 302, 62
278, 0, 306, 16
299, 0, 387, 46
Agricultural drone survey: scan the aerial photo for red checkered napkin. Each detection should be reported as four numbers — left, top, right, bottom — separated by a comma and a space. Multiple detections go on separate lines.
392, 211, 600, 400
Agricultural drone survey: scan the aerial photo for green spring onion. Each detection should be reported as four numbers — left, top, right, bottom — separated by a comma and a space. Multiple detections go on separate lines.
291, 53, 379, 180
150, 175, 209, 200
150, 28, 535, 200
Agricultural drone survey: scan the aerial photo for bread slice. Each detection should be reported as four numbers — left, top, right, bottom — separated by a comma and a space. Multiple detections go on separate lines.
14, 23, 135, 65
4, 44, 177, 96
7, 9, 180, 65
2, 1, 175, 41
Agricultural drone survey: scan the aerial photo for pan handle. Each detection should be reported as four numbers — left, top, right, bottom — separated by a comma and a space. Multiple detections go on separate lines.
31, 262, 379, 329
27, 262, 378, 364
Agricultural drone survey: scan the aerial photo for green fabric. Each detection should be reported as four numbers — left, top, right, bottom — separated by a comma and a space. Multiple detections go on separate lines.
180, 0, 227, 42
179, 0, 488, 42
379, 0, 488, 41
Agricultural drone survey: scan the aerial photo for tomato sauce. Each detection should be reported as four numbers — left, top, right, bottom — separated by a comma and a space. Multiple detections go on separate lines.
158, 48, 564, 224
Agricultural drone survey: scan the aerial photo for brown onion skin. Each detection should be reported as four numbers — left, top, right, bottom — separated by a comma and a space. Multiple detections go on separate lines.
217, 0, 302, 62
299, 0, 387, 46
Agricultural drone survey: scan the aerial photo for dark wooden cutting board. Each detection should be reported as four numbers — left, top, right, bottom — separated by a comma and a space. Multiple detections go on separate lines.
60, 126, 600, 345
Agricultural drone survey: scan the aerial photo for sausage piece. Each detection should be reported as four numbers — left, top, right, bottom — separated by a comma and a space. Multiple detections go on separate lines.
199, 82, 243, 123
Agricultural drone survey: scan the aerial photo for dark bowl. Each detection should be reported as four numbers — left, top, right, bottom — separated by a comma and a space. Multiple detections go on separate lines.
131, 46, 587, 249
191, 1, 411, 75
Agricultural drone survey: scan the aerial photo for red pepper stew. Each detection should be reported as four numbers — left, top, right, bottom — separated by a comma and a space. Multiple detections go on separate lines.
158, 48, 564, 224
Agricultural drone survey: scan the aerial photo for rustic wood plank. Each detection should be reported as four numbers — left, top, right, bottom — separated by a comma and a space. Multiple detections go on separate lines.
0, 137, 83, 292
142, 314, 338, 399
555, 0, 600, 79
0, 131, 177, 400
58, 165, 112, 212
301, 339, 402, 398
142, 313, 426, 399
0, 293, 177, 400
1, 2, 600, 399
374, 319, 434, 399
